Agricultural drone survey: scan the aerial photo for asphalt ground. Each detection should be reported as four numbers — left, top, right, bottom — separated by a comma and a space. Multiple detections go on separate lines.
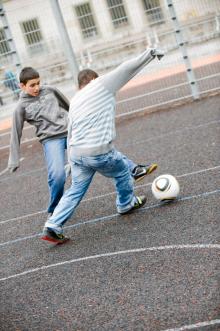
0, 93, 220, 330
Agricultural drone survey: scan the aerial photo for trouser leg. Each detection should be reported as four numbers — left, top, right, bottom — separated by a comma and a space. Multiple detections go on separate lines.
43, 137, 67, 213
121, 153, 137, 173
96, 149, 136, 213
45, 160, 95, 232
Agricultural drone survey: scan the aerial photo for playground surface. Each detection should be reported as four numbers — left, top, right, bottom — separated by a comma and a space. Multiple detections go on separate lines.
0, 89, 219, 330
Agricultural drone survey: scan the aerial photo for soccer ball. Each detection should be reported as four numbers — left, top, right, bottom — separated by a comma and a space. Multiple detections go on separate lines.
151, 174, 180, 201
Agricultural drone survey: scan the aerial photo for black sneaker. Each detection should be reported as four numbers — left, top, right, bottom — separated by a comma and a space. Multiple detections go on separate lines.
133, 163, 158, 182
41, 228, 69, 245
119, 195, 147, 214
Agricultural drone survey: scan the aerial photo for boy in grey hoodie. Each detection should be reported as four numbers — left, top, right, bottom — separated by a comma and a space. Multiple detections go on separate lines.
8, 67, 157, 217
8, 67, 70, 215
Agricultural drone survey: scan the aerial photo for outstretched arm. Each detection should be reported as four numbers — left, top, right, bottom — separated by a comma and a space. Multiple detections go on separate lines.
99, 48, 164, 94
8, 106, 25, 172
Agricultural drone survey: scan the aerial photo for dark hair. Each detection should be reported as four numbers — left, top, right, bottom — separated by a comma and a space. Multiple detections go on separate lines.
78, 69, 98, 89
19, 67, 40, 85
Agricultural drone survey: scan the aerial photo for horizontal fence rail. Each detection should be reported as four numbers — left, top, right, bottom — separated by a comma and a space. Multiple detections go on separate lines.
0, 0, 219, 114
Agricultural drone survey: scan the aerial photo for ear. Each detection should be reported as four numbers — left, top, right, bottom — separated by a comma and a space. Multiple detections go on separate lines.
19, 83, 25, 90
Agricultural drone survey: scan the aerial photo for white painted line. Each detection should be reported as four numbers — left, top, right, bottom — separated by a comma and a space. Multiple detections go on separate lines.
62, 188, 220, 232
0, 244, 219, 282
0, 166, 46, 183
0, 119, 219, 151
0, 137, 37, 151
84, 164, 220, 201
0, 167, 8, 176
0, 124, 33, 137
124, 119, 220, 147
0, 209, 47, 225
0, 188, 220, 248
1, 164, 219, 225
177, 164, 220, 179
162, 319, 220, 331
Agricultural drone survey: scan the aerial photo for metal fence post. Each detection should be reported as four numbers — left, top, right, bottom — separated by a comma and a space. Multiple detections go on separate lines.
166, 0, 200, 100
50, 0, 79, 86
0, 2, 21, 72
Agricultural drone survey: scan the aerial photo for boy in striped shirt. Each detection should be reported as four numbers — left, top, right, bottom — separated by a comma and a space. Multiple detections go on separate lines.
42, 48, 164, 244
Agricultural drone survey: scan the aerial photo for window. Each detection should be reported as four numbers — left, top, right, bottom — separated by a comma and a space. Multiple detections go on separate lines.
21, 18, 44, 53
142, 0, 164, 24
75, 3, 98, 39
106, 0, 128, 28
0, 28, 10, 55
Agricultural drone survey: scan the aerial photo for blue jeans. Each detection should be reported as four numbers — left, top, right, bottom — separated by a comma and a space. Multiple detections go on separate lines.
45, 148, 137, 233
42, 137, 67, 213
122, 155, 136, 173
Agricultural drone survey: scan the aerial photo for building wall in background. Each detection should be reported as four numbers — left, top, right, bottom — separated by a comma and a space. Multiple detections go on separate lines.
1, 0, 218, 69
0, 0, 219, 104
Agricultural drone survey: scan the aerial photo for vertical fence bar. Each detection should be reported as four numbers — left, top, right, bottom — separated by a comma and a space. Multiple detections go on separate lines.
166, 0, 200, 100
50, 0, 79, 85
0, 2, 21, 72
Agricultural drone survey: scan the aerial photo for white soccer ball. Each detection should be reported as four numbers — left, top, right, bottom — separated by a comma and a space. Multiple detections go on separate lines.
151, 174, 180, 201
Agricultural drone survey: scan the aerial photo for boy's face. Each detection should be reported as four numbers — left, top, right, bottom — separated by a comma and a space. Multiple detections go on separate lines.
20, 78, 40, 97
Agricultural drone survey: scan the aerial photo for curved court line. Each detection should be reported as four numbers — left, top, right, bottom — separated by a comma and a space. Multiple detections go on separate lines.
0, 188, 220, 248
0, 118, 219, 152
0, 244, 219, 282
162, 319, 220, 331
0, 164, 219, 225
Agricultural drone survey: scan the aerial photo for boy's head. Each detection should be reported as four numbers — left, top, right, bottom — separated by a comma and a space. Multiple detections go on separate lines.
19, 67, 40, 97
78, 69, 98, 89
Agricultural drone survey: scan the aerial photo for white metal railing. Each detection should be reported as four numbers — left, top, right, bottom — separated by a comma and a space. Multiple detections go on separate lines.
0, 0, 219, 111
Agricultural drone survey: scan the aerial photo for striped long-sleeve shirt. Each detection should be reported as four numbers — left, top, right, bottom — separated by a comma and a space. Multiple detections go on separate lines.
68, 49, 154, 157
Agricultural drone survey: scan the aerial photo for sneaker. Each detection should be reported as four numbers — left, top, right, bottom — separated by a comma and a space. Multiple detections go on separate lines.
119, 195, 147, 215
41, 227, 69, 245
132, 163, 158, 182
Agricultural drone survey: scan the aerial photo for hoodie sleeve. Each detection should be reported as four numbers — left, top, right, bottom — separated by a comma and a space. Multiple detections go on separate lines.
49, 86, 70, 111
99, 48, 154, 94
8, 105, 25, 170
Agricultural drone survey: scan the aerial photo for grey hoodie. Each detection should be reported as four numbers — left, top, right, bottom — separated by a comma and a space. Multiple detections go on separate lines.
8, 85, 69, 170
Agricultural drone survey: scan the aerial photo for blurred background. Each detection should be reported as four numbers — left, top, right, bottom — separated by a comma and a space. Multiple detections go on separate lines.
0, 0, 219, 116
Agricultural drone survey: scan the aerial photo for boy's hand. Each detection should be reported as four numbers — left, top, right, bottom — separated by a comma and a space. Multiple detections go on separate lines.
150, 48, 165, 60
64, 164, 71, 178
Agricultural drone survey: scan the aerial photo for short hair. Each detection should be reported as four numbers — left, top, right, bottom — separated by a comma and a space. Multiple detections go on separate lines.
78, 69, 98, 89
19, 67, 40, 85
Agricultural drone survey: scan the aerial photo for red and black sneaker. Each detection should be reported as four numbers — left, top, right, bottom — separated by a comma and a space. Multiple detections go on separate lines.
41, 228, 69, 245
